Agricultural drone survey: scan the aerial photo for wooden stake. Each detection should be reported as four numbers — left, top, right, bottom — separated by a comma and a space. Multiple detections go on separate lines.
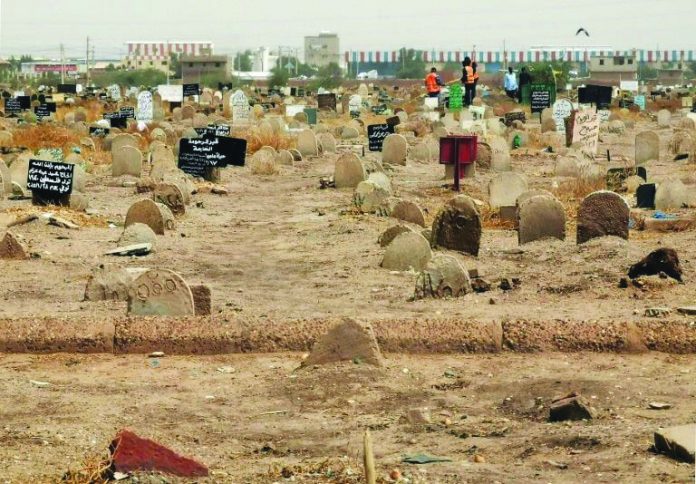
363, 430, 376, 484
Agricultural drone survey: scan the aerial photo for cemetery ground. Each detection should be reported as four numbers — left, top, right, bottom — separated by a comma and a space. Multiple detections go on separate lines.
1, 95, 696, 481
1, 352, 695, 483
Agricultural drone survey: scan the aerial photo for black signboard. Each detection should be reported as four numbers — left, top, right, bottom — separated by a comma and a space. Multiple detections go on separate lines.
38, 94, 46, 104
317, 93, 337, 111
5, 98, 22, 115
194, 124, 231, 138
89, 126, 110, 137
45, 102, 56, 113
169, 101, 182, 110
57, 84, 77, 94
386, 115, 401, 126
183, 83, 200, 97
34, 105, 52, 118
17, 96, 31, 109
636, 183, 656, 209
104, 111, 127, 128
530, 85, 551, 113
27, 159, 74, 204
368, 123, 394, 152
578, 84, 613, 109
504, 111, 526, 126
178, 136, 247, 177
119, 106, 135, 118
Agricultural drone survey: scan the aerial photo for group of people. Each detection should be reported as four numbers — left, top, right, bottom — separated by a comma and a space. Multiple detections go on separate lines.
425, 61, 533, 105
503, 66, 532, 103
424, 56, 479, 106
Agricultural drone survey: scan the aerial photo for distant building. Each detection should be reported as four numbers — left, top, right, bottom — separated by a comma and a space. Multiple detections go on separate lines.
20, 59, 119, 78
181, 55, 228, 81
589, 53, 638, 84
123, 41, 214, 73
304, 32, 340, 68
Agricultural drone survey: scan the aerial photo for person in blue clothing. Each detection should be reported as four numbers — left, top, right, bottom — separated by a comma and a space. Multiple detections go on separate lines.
504, 67, 518, 100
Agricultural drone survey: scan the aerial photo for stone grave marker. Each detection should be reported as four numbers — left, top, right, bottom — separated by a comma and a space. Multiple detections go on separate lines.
517, 194, 566, 244
382, 134, 408, 165
334, 153, 366, 189
488, 172, 528, 209
127, 268, 195, 316
635, 131, 659, 165
136, 91, 153, 122
431, 195, 481, 256
577, 191, 629, 244
112, 145, 143, 177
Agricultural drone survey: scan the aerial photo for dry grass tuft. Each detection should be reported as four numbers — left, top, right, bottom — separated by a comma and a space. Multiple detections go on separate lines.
12, 125, 82, 154
245, 131, 293, 154
480, 205, 516, 230
248, 156, 279, 175
61, 448, 112, 484
552, 177, 606, 222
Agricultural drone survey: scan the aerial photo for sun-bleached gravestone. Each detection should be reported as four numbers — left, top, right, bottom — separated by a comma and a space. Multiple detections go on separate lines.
231, 90, 251, 125
576, 191, 630, 244
552, 98, 573, 134
414, 254, 472, 299
107, 84, 121, 101
334, 152, 366, 189
125, 199, 174, 235
655, 178, 689, 211
84, 265, 148, 302
382, 134, 408, 165
111, 133, 139, 154
181, 104, 195, 120
391, 200, 426, 227
153, 182, 186, 216
517, 195, 566, 244
276, 150, 294, 166
431, 194, 482, 256
127, 269, 195, 316
381, 231, 432, 271
410, 142, 432, 162
657, 109, 671, 128
297, 129, 319, 157
112, 145, 143, 177
317, 133, 337, 153
302, 318, 384, 367
119, 223, 157, 248
489, 136, 511, 172
488, 172, 528, 209
136, 91, 154, 122
635, 131, 660, 165
354, 180, 390, 214
0, 160, 12, 195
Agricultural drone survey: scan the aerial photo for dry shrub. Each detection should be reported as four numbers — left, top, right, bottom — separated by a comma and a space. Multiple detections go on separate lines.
61, 449, 112, 483
245, 131, 293, 155
552, 177, 606, 221
12, 124, 82, 154
56, 100, 104, 123
480, 205, 516, 230
248, 156, 279, 175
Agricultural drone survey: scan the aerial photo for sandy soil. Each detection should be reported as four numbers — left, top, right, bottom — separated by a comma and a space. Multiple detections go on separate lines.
0, 352, 694, 483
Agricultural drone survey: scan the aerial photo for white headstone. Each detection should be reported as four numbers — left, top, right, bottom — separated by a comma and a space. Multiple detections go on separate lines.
572, 109, 600, 156
136, 91, 153, 122
231, 90, 251, 125
552, 99, 573, 134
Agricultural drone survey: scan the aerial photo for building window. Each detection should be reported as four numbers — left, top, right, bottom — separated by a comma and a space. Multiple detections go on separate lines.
149, 61, 153, 66
162, 61, 167, 66
189, 63, 194, 67
215, 62, 220, 68
613, 57, 625, 66
599, 59, 604, 66
627, 59, 633, 65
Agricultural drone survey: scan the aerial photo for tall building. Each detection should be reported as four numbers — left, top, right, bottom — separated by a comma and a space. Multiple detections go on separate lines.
304, 32, 340, 68
123, 41, 214, 72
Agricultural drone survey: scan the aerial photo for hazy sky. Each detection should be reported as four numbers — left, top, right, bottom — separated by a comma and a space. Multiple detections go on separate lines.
1, 0, 694, 59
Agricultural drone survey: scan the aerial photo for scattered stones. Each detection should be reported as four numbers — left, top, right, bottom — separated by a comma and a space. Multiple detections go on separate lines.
381, 232, 432, 272
302, 318, 384, 367
431, 195, 482, 256
549, 393, 596, 421
576, 191, 629, 244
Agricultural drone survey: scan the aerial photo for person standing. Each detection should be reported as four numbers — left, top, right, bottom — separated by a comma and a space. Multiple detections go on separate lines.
517, 66, 532, 103
424, 67, 444, 98
504, 66, 518, 99
461, 57, 475, 106
471, 61, 480, 100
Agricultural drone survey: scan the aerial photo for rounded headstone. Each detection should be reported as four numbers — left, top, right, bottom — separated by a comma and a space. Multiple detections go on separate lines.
127, 269, 195, 316
119, 223, 157, 248
297, 129, 319, 157
381, 232, 432, 272
125, 199, 169, 235
576, 191, 629, 244
382, 134, 408, 165
334, 153, 366, 189
431, 195, 482, 256
517, 195, 566, 244
112, 145, 143, 177
488, 172, 528, 209
391, 200, 426, 227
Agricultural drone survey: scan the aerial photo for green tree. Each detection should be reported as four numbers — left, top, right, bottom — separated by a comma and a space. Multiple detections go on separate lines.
396, 48, 426, 79
310, 62, 343, 90
233, 50, 253, 72
524, 61, 571, 90
638, 62, 658, 82
92, 68, 167, 88
685, 61, 696, 79
269, 66, 289, 88
169, 53, 182, 79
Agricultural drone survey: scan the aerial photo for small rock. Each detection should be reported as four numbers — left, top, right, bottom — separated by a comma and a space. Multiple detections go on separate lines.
148, 351, 165, 358
47, 216, 79, 229
644, 307, 671, 318
29, 380, 50, 388
648, 402, 672, 410
654, 424, 695, 462
473, 455, 485, 463
677, 306, 696, 316
104, 243, 152, 257
405, 408, 431, 425
471, 278, 491, 293
389, 469, 401, 481
549, 393, 596, 422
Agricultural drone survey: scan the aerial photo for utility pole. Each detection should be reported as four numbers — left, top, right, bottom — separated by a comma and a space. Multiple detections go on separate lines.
60, 43, 65, 84
86, 36, 90, 86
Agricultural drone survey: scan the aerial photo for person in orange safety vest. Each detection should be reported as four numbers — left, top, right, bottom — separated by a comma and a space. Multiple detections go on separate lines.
424, 67, 444, 98
461, 57, 475, 106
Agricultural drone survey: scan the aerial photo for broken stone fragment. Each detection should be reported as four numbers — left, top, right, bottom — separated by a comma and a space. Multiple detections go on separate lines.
549, 393, 596, 422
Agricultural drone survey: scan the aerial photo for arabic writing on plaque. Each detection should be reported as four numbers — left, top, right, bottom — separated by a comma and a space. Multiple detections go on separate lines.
27, 159, 74, 195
